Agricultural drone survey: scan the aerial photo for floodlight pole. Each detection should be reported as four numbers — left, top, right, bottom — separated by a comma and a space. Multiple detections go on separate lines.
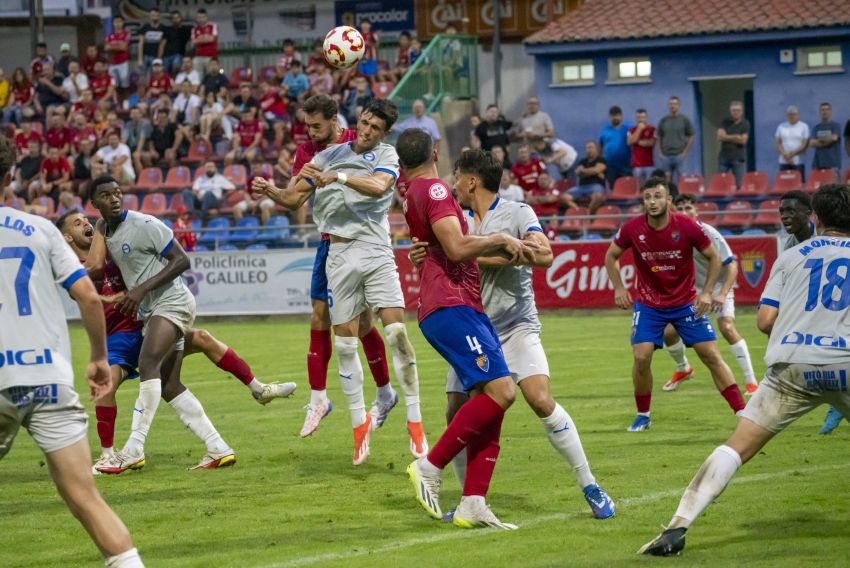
493, 0, 501, 108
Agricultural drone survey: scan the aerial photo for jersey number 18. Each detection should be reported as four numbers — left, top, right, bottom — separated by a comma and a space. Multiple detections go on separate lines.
804, 258, 850, 312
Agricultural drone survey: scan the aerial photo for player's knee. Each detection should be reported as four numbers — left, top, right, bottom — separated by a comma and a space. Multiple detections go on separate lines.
310, 301, 331, 330
137, 355, 161, 379
696, 346, 724, 367
486, 377, 516, 409
633, 349, 653, 370
191, 328, 213, 350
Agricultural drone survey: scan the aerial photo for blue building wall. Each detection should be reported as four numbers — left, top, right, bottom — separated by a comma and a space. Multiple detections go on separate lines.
527, 30, 850, 180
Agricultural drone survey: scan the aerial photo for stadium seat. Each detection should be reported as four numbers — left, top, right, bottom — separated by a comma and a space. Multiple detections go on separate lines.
219, 190, 245, 215
168, 192, 187, 215
588, 205, 622, 233
199, 217, 231, 244
141, 192, 167, 215
752, 199, 781, 228
584, 233, 603, 240
229, 66, 253, 89
259, 215, 290, 241
182, 140, 212, 166
696, 201, 720, 223
389, 212, 409, 238
742, 228, 766, 236
123, 194, 139, 211
258, 65, 277, 82
717, 200, 753, 229
218, 244, 239, 251
558, 206, 588, 235
194, 244, 209, 252
770, 169, 802, 194
554, 178, 576, 192
844, 168, 850, 184
806, 168, 838, 192
705, 172, 736, 198
625, 203, 644, 216
134, 167, 163, 192
231, 216, 260, 241
678, 174, 705, 195
609, 176, 639, 201
738, 171, 769, 196
224, 164, 248, 189
246, 243, 268, 251
163, 166, 193, 191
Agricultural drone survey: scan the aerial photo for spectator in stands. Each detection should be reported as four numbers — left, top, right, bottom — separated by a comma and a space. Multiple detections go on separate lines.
525, 171, 561, 219
282, 60, 310, 103
71, 89, 95, 121
657, 95, 694, 184
514, 96, 555, 143
371, 69, 395, 99
33, 145, 72, 203
809, 101, 841, 174
94, 131, 134, 185
391, 31, 412, 82
570, 141, 607, 214
14, 119, 41, 158
342, 76, 372, 125
56, 43, 76, 77
172, 79, 202, 142
717, 101, 750, 187
235, 160, 276, 224
30, 42, 54, 80
5, 67, 34, 126
10, 139, 42, 200
599, 105, 632, 187
174, 57, 201, 93
651, 167, 677, 196
72, 137, 95, 201
89, 60, 115, 103
358, 19, 380, 80
393, 99, 441, 142
409, 37, 423, 66
305, 39, 327, 74
473, 104, 512, 151
192, 9, 219, 74
229, 82, 259, 120
775, 105, 809, 181
173, 204, 197, 251
122, 107, 151, 174
105, 16, 131, 96
44, 112, 73, 155
80, 45, 102, 77
510, 144, 546, 194
491, 144, 511, 170
137, 8, 166, 73
498, 168, 525, 202
199, 89, 231, 142
139, 109, 183, 169
627, 108, 656, 186
279, 38, 302, 70
163, 10, 192, 75
61, 60, 88, 105
225, 109, 264, 166
145, 59, 172, 102
34, 62, 67, 117
308, 61, 334, 97
532, 136, 577, 180
187, 159, 234, 219
200, 59, 228, 98
69, 111, 96, 152
259, 81, 289, 148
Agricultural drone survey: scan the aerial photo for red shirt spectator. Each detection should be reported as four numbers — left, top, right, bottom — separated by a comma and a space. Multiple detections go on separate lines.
628, 116, 656, 168
259, 88, 287, 119
70, 124, 97, 153
12, 83, 33, 105
106, 29, 131, 65
44, 125, 73, 152
290, 119, 309, 146
15, 129, 43, 154
40, 154, 71, 181
235, 119, 263, 147
72, 99, 97, 121
90, 72, 113, 100
173, 207, 197, 252
192, 16, 218, 58
30, 49, 54, 80
148, 73, 173, 97
80, 50, 104, 77
361, 21, 379, 61
510, 147, 546, 192
526, 181, 561, 218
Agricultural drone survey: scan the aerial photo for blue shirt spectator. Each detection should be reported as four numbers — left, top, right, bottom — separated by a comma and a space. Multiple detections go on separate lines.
598, 106, 632, 185
393, 99, 441, 142
282, 61, 310, 100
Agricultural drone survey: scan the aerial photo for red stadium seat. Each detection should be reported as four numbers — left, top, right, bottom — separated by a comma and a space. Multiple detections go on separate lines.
696, 201, 720, 223
717, 200, 753, 228
388, 212, 409, 238
182, 140, 212, 166
141, 192, 167, 215
133, 167, 163, 192
258, 65, 277, 82
589, 205, 622, 233
752, 199, 781, 228
220, 190, 245, 215
168, 192, 186, 215
229, 66, 253, 89
123, 194, 139, 211
705, 172, 736, 198
678, 174, 704, 195
224, 164, 248, 189
738, 171, 769, 196
626, 203, 644, 216
844, 169, 850, 184
609, 176, 639, 201
84, 200, 99, 217
163, 166, 193, 191
558, 206, 588, 235
806, 168, 838, 192
554, 178, 575, 192
770, 169, 802, 195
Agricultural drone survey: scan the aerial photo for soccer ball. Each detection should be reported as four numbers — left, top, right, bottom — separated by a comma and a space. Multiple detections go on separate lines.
323, 26, 365, 69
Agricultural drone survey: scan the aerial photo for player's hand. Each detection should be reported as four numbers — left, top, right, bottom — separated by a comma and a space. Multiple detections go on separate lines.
95, 217, 107, 235
614, 286, 632, 310
408, 237, 427, 268
711, 292, 726, 313
299, 163, 322, 181
117, 287, 144, 316
517, 237, 543, 265
87, 358, 111, 401
312, 171, 338, 188
695, 291, 712, 318
500, 234, 527, 264
251, 177, 273, 197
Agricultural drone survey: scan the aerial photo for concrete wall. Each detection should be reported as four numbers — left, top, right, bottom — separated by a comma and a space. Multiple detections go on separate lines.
477, 41, 536, 119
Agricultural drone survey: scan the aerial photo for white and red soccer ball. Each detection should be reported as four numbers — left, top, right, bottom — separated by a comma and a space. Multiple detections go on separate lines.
323, 26, 365, 69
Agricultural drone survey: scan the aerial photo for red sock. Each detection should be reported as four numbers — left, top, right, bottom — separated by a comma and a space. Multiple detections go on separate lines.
427, 394, 504, 469
360, 326, 390, 388
463, 409, 504, 496
217, 348, 254, 386
635, 391, 652, 414
308, 329, 333, 391
95, 405, 117, 449
720, 384, 746, 413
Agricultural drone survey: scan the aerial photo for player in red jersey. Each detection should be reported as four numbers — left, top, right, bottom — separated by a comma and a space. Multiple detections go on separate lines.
604, 176, 746, 431
56, 211, 296, 473
397, 128, 537, 528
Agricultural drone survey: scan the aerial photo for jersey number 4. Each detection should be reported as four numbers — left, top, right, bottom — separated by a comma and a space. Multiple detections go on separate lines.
804, 258, 850, 312
0, 246, 34, 316
466, 335, 483, 355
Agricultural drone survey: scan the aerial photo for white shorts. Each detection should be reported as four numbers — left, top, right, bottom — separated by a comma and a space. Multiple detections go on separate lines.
326, 241, 405, 326
108, 62, 130, 88
236, 198, 274, 212
0, 384, 87, 458
447, 329, 549, 393
140, 295, 196, 351
740, 363, 850, 434
715, 292, 735, 319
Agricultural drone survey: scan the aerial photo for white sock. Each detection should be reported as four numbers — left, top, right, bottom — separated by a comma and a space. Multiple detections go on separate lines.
541, 403, 596, 488
101, 446, 115, 457
168, 389, 230, 455
124, 379, 161, 456
451, 448, 467, 487
310, 389, 328, 406
377, 383, 395, 404
247, 378, 264, 395
105, 547, 144, 568
336, 336, 366, 427
385, 322, 422, 422
666, 339, 690, 372
730, 339, 757, 384
671, 445, 742, 528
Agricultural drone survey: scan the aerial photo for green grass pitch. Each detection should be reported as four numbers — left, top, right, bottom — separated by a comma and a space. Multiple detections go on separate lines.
1, 312, 848, 567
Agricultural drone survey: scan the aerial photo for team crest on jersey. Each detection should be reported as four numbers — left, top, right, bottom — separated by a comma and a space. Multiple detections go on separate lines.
429, 183, 448, 200
476, 354, 490, 373
363, 151, 376, 162
638, 234, 646, 242
121, 243, 131, 254
741, 251, 766, 287
671, 231, 680, 242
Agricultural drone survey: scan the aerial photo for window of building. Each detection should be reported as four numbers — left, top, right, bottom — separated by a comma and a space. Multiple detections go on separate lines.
607, 57, 652, 83
552, 60, 594, 86
796, 46, 843, 73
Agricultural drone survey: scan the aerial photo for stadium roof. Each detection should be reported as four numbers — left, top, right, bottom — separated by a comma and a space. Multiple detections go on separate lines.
525, 0, 850, 44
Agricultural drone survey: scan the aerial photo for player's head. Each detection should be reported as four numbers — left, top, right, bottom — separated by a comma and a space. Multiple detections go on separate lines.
779, 190, 812, 236
356, 99, 398, 150
672, 193, 698, 219
302, 94, 339, 145
90, 174, 123, 221
453, 149, 502, 208
396, 128, 435, 173
812, 184, 850, 235
56, 211, 94, 251
642, 176, 671, 219
0, 135, 15, 187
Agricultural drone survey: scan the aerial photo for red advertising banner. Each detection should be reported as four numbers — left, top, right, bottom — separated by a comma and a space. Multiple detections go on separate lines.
395, 236, 778, 311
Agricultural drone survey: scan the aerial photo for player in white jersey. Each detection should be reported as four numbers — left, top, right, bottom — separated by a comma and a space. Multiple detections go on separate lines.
87, 175, 235, 472
641, 183, 850, 556
253, 99, 427, 465
660, 194, 758, 394
0, 138, 143, 567
408, 143, 615, 520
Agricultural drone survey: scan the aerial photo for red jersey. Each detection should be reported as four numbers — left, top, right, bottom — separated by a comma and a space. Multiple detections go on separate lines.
70, 125, 98, 152
396, 46, 410, 67
527, 185, 560, 218
292, 128, 357, 175
173, 218, 197, 252
510, 159, 546, 192
192, 23, 218, 57
14, 130, 42, 152
148, 74, 173, 94
90, 73, 112, 100
106, 30, 131, 65
613, 212, 711, 309
81, 54, 103, 77
88, 254, 143, 335
289, 120, 309, 146
628, 124, 656, 168
40, 156, 71, 181
362, 30, 378, 60
71, 101, 96, 121
403, 177, 484, 322
12, 85, 32, 105
44, 127, 73, 150
259, 91, 287, 118
235, 120, 263, 147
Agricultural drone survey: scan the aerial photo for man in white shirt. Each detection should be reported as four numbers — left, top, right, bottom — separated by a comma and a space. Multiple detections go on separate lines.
498, 168, 525, 202
186, 160, 234, 219
393, 99, 441, 142
61, 61, 89, 104
94, 132, 135, 185
775, 105, 809, 181
171, 80, 202, 142
514, 96, 555, 143
173, 56, 201, 93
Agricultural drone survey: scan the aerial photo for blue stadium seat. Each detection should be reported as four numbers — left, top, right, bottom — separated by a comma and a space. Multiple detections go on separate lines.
194, 244, 209, 252
742, 228, 766, 236
246, 243, 268, 251
719, 229, 734, 237
199, 217, 231, 244
218, 244, 238, 251
162, 218, 174, 230
231, 217, 260, 241
584, 233, 603, 240
259, 215, 291, 241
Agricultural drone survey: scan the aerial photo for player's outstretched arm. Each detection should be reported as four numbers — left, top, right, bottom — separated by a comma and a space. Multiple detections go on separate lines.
478, 231, 551, 268
604, 242, 632, 309
117, 240, 190, 316
697, 243, 722, 316
69, 275, 110, 400
252, 176, 315, 210
432, 215, 530, 263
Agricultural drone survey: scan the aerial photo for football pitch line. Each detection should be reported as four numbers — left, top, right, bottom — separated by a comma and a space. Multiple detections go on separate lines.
259, 461, 849, 568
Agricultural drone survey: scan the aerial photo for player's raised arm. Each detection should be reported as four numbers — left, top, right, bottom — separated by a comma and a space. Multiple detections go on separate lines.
432, 214, 527, 263
696, 243, 721, 317
253, 175, 314, 210
604, 241, 632, 309
319, 169, 394, 197
118, 236, 190, 316
83, 219, 107, 277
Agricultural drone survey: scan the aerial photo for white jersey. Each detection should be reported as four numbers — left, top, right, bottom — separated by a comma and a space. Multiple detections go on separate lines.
105, 210, 193, 317
0, 209, 87, 389
311, 141, 399, 247
761, 235, 850, 366
694, 221, 734, 293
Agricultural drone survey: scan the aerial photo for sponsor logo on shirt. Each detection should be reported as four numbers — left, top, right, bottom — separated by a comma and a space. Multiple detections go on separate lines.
429, 183, 448, 200
780, 332, 849, 348
0, 348, 53, 368
802, 368, 847, 392
640, 250, 683, 260
650, 264, 675, 272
